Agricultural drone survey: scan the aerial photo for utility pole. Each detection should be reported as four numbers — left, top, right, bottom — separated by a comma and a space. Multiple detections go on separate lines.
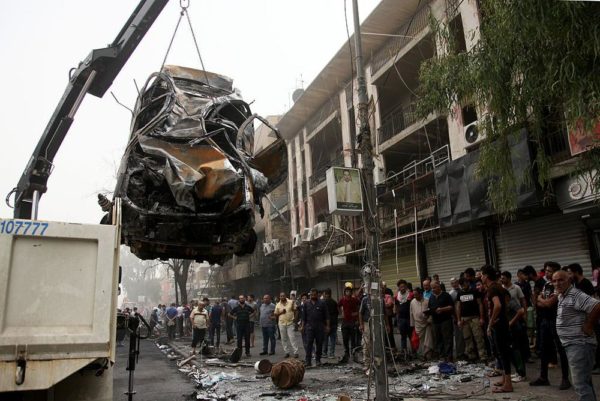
352, 1, 389, 399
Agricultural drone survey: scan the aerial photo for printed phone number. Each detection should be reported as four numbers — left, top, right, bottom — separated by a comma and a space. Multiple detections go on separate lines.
0, 220, 49, 236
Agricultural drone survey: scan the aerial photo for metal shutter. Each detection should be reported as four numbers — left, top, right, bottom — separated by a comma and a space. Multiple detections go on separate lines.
425, 230, 486, 283
496, 213, 591, 276
380, 244, 419, 288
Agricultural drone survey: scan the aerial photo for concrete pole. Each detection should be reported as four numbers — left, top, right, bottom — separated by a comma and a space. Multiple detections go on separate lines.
352, 1, 389, 399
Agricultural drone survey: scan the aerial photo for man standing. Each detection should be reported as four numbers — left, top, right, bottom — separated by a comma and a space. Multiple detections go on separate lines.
396, 280, 413, 355
448, 277, 465, 359
501, 270, 530, 363
226, 295, 238, 344
301, 288, 330, 366
322, 288, 338, 359
165, 303, 178, 341
554, 269, 600, 401
530, 262, 571, 390
229, 295, 254, 357
259, 294, 276, 356
456, 277, 487, 362
410, 287, 433, 359
247, 294, 258, 348
481, 265, 513, 394
274, 292, 299, 358
429, 281, 454, 361
208, 298, 223, 347
338, 285, 359, 363
190, 301, 209, 355
358, 291, 374, 374
422, 279, 433, 300
567, 263, 595, 296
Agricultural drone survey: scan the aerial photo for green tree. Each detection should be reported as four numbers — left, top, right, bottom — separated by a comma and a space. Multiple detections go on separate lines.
417, 0, 600, 215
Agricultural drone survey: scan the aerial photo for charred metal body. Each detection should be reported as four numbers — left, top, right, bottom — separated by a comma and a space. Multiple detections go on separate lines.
112, 66, 287, 263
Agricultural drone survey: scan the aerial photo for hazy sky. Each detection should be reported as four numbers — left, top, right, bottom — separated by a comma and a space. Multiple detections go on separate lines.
0, 0, 379, 223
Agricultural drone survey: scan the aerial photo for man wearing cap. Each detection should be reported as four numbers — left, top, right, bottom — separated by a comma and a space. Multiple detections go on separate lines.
300, 288, 330, 366
339, 284, 359, 363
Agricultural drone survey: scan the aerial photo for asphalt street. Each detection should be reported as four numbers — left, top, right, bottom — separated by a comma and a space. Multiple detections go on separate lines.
113, 337, 195, 401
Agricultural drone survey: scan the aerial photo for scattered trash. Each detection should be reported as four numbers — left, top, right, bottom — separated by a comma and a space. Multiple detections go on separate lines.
200, 372, 240, 388
427, 365, 439, 374
438, 362, 457, 375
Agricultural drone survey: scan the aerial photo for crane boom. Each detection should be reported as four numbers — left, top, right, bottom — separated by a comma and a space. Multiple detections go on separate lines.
12, 0, 169, 219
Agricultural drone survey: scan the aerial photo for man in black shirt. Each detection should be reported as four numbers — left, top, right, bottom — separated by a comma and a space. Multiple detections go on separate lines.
530, 262, 571, 390
322, 288, 338, 359
566, 263, 595, 296
481, 265, 513, 394
429, 281, 454, 362
457, 277, 487, 361
229, 294, 255, 357
300, 288, 330, 366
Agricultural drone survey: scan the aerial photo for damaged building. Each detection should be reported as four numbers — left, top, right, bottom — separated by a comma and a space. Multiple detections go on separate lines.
217, 0, 599, 296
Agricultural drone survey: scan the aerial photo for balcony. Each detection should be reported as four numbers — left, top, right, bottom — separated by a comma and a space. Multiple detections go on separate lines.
310, 154, 345, 189
380, 145, 449, 190
269, 193, 289, 216
379, 102, 419, 145
371, 4, 431, 76
306, 101, 340, 136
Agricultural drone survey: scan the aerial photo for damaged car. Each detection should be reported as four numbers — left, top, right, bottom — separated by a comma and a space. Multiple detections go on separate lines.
103, 65, 287, 264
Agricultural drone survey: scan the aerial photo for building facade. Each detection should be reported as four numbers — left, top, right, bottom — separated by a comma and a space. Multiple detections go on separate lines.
216, 0, 600, 297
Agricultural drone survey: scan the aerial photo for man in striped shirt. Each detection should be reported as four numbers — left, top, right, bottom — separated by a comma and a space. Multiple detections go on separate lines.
554, 270, 600, 401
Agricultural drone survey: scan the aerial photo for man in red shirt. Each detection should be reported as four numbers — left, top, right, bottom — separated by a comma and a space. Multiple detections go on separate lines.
338, 285, 360, 363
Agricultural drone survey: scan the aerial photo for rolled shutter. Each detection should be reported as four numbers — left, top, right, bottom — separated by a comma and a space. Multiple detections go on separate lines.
425, 230, 486, 283
496, 213, 591, 276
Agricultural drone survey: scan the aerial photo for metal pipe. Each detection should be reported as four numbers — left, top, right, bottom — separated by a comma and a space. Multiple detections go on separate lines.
68, 70, 97, 118
31, 190, 40, 220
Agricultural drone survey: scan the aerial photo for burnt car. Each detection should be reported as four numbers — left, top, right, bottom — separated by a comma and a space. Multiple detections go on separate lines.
105, 65, 287, 264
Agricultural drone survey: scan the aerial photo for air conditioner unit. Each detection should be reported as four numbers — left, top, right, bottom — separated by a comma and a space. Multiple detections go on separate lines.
464, 121, 483, 149
301, 227, 313, 242
292, 234, 302, 248
312, 222, 328, 240
271, 238, 281, 252
262, 242, 273, 255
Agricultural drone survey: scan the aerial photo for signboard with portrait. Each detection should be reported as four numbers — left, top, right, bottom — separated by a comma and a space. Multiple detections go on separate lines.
568, 119, 600, 156
326, 167, 364, 215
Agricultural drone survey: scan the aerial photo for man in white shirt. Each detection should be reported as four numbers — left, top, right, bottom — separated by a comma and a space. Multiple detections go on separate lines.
190, 301, 209, 355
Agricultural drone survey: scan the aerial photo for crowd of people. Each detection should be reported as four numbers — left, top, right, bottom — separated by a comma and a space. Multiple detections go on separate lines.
142, 259, 600, 401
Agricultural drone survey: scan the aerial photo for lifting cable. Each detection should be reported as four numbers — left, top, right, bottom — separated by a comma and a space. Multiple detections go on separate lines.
159, 0, 211, 87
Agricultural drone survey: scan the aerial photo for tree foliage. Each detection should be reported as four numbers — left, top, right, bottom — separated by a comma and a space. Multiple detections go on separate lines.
417, 0, 600, 215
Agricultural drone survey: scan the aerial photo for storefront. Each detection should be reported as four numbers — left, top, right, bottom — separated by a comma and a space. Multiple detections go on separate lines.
425, 230, 487, 283
495, 212, 592, 275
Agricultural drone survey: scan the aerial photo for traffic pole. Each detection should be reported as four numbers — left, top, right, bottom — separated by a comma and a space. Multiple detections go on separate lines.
351, 1, 389, 399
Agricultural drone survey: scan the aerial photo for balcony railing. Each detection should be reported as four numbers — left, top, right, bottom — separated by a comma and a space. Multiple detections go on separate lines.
544, 129, 570, 163
306, 101, 340, 135
269, 194, 289, 216
371, 4, 431, 75
381, 145, 450, 190
310, 154, 345, 189
378, 102, 419, 144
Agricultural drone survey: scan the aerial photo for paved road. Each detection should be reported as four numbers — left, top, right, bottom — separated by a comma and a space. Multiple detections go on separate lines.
113, 337, 194, 401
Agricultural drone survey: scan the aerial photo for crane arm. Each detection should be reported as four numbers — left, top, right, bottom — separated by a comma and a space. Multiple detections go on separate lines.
12, 0, 168, 219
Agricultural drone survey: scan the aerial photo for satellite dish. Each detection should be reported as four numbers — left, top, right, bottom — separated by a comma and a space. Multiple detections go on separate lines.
292, 89, 304, 103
